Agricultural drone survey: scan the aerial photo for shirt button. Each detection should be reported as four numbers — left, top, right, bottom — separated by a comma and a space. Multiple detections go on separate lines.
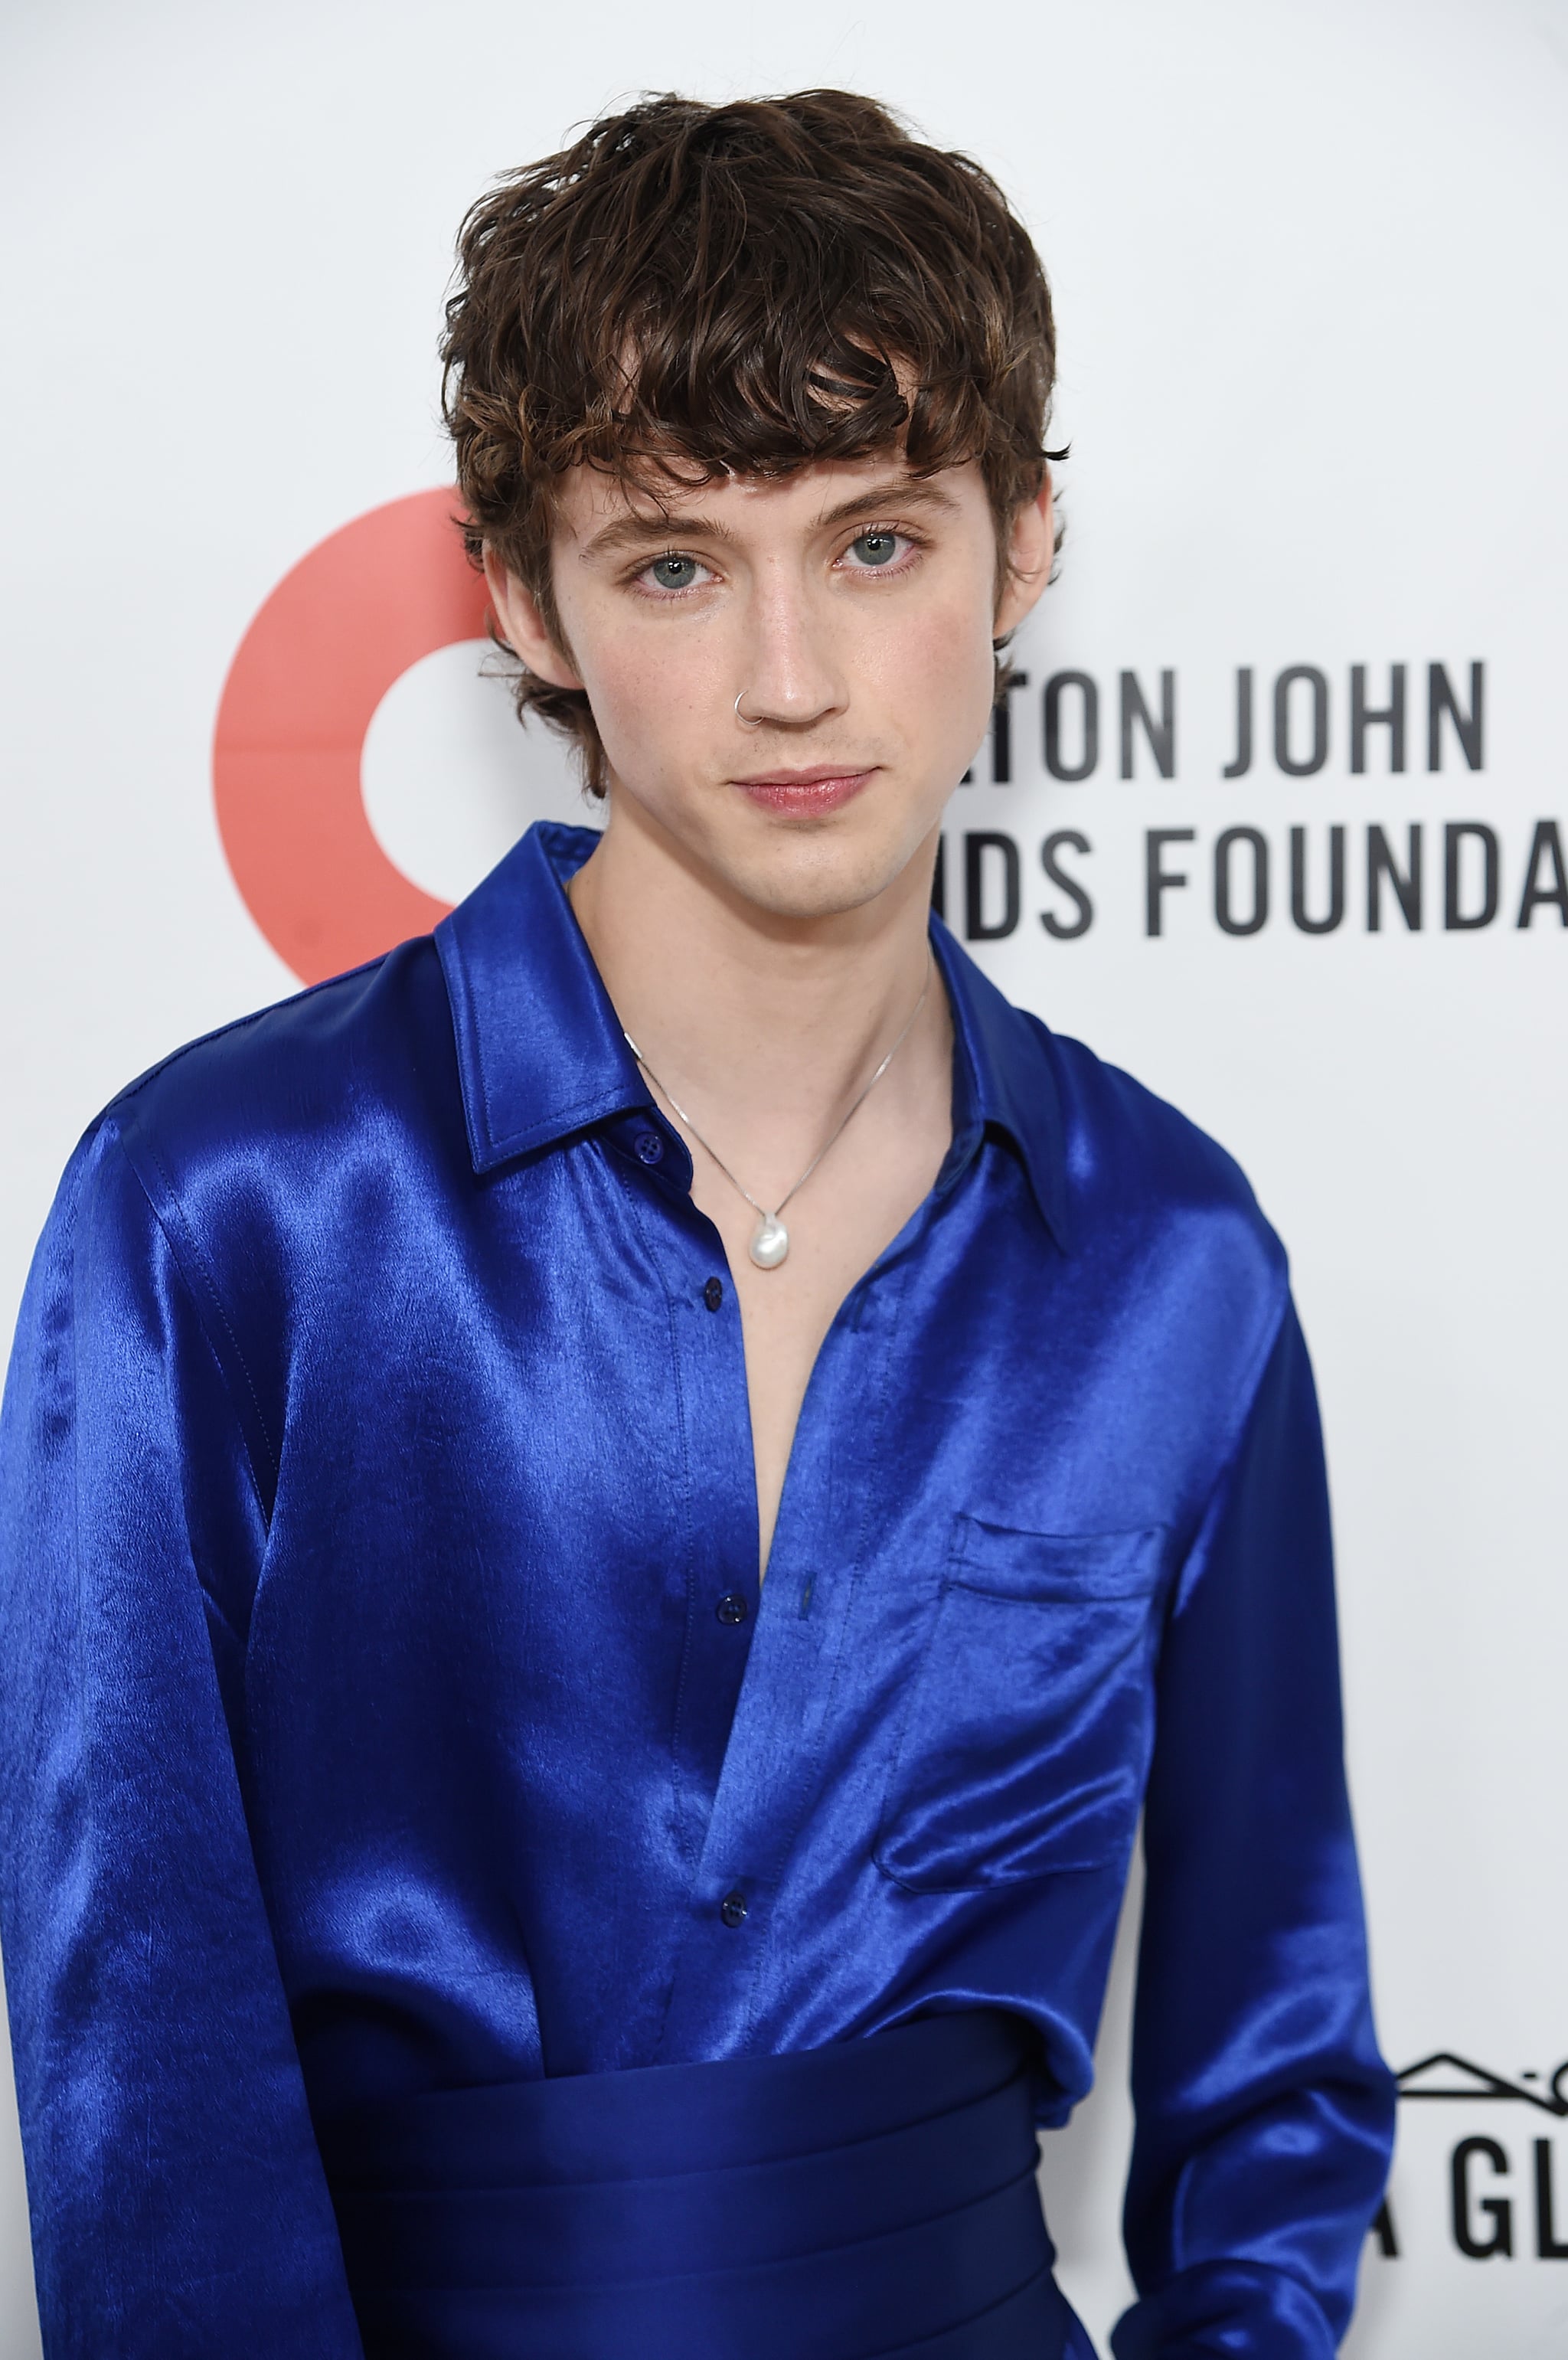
703, 1276, 724, 1312
716, 1591, 749, 1626
633, 1129, 665, 1165
720, 1890, 749, 1928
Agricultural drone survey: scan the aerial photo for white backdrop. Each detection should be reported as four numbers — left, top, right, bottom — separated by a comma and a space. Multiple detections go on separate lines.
2, 2, 1566, 2352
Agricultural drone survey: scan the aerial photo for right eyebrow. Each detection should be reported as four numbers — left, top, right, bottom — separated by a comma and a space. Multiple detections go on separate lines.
577, 512, 736, 564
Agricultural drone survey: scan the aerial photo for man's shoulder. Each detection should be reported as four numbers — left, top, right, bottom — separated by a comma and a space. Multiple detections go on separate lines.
1024, 1013, 1287, 1294
1044, 1021, 1269, 1214
92, 933, 456, 1207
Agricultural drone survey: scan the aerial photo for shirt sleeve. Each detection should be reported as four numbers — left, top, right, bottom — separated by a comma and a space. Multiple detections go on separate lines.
1112, 1299, 1396, 2360
0, 1126, 365, 2358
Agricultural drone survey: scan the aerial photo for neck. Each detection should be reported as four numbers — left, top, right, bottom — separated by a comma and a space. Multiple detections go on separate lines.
566, 793, 943, 1198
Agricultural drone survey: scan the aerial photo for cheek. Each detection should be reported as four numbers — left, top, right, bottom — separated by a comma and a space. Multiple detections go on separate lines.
867, 581, 996, 741
567, 613, 721, 783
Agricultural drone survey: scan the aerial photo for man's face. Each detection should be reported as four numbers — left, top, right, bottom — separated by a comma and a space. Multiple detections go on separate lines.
486, 453, 1053, 922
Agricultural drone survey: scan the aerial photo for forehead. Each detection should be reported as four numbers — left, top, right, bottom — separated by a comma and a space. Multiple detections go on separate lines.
550, 451, 986, 549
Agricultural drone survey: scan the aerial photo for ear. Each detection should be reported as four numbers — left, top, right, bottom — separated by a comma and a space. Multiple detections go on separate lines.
482, 547, 585, 692
991, 476, 1056, 639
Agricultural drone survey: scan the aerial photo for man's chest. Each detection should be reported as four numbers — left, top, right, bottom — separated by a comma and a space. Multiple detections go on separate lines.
247, 1143, 1210, 1796
227, 1142, 1258, 2054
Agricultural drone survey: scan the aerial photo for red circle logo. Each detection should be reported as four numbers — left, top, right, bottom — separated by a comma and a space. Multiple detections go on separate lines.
214, 489, 488, 985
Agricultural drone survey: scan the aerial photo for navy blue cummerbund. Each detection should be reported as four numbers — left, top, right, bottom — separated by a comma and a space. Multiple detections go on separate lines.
317, 2010, 1089, 2359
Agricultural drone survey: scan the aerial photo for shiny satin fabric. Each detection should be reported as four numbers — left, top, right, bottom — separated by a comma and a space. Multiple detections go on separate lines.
318, 2012, 1093, 2360
0, 822, 1394, 2355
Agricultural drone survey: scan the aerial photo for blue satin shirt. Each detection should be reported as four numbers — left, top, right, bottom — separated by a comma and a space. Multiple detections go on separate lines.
0, 822, 1393, 2357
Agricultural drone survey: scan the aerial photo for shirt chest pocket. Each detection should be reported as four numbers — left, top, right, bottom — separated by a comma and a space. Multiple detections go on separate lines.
874, 1518, 1166, 1894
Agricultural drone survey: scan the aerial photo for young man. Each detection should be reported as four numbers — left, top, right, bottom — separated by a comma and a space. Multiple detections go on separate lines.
0, 90, 1392, 2359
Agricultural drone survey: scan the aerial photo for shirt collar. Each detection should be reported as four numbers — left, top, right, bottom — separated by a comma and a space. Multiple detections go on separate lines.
436, 821, 1067, 1248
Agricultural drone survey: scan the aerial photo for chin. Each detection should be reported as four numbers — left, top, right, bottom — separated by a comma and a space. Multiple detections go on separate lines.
717, 823, 932, 923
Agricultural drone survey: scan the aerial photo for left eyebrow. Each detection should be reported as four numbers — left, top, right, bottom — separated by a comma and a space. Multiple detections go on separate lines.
812, 478, 964, 531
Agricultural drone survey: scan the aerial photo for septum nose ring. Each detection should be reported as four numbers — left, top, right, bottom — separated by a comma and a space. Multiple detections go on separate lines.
734, 691, 763, 729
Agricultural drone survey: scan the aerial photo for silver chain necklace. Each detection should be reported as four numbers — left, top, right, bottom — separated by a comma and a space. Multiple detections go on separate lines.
623, 953, 933, 1270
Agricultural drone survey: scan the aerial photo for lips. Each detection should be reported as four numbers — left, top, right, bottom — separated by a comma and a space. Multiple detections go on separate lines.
731, 766, 878, 816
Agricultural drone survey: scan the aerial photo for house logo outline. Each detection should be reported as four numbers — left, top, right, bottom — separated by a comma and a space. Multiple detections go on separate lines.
1396, 2051, 1568, 2119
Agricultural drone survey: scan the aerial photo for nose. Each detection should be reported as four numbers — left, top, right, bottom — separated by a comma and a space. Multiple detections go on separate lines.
735, 566, 848, 732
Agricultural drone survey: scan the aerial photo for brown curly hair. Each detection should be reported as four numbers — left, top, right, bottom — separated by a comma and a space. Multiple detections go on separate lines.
441, 89, 1060, 796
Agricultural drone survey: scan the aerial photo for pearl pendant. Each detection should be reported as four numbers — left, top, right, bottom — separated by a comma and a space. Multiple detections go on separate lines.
749, 1213, 789, 1270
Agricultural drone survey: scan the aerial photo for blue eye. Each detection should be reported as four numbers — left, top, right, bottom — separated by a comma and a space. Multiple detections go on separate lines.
849, 531, 901, 567
648, 554, 701, 590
